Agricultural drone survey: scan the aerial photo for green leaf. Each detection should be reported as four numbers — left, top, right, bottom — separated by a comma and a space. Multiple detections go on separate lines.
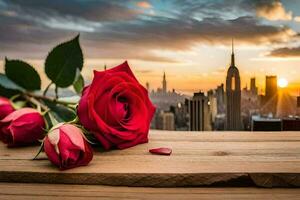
33, 141, 44, 160
73, 72, 84, 94
47, 111, 60, 126
44, 112, 54, 130
0, 73, 23, 91
43, 100, 77, 122
5, 58, 41, 91
0, 73, 23, 97
45, 34, 84, 88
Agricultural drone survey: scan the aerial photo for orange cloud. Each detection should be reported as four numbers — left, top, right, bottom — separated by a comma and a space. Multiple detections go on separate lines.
294, 16, 300, 22
256, 1, 292, 21
136, 1, 152, 9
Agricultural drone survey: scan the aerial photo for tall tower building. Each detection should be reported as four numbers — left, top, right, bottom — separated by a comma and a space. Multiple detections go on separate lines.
162, 71, 167, 93
297, 92, 300, 115
225, 40, 241, 130
146, 82, 150, 92
250, 77, 258, 95
265, 76, 277, 100
264, 75, 278, 115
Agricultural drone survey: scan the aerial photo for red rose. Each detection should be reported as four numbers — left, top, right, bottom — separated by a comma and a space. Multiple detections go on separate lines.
44, 124, 93, 170
0, 97, 14, 120
0, 108, 45, 146
78, 61, 155, 150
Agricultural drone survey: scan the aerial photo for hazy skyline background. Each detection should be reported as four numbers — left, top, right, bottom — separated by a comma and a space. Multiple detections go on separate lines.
1, 0, 300, 95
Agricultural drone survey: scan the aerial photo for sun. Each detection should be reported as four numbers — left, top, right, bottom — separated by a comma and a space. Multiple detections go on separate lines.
278, 78, 288, 88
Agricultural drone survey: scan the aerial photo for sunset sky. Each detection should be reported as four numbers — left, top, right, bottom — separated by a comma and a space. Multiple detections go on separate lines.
1, 0, 300, 95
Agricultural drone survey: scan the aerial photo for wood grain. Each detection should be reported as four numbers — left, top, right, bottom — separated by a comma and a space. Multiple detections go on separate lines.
0, 131, 300, 187
1, 183, 300, 200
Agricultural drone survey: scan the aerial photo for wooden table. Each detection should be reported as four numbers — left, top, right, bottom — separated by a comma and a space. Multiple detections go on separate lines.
1, 131, 300, 199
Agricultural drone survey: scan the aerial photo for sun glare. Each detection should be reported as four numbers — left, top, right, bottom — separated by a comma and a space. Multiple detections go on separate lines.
278, 78, 288, 88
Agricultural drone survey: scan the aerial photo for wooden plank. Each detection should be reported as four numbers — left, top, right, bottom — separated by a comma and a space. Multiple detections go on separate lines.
150, 130, 300, 142
0, 131, 300, 187
0, 183, 300, 200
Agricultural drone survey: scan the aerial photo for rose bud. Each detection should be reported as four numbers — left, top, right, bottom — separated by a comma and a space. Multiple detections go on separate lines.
78, 61, 156, 150
44, 124, 93, 170
0, 97, 14, 120
0, 108, 45, 146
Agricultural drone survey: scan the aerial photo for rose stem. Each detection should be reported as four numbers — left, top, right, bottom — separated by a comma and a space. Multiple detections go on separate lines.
25, 92, 78, 107
43, 82, 53, 96
23, 95, 49, 111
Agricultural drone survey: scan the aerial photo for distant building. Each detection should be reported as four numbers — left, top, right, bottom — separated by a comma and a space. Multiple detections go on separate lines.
214, 113, 226, 130
282, 118, 300, 131
251, 116, 300, 131
216, 83, 225, 114
149, 71, 188, 130
225, 40, 242, 130
170, 102, 189, 131
265, 76, 277, 100
250, 77, 258, 95
297, 96, 300, 115
150, 71, 187, 111
162, 71, 167, 94
156, 111, 175, 130
262, 75, 278, 116
188, 92, 211, 131
146, 82, 150, 92
251, 116, 281, 131
241, 79, 260, 130
207, 89, 218, 126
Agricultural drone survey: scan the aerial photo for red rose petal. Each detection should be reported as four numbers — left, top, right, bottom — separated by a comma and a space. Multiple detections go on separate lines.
149, 147, 172, 156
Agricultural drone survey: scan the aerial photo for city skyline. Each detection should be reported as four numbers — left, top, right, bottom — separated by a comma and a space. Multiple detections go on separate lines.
1, 0, 300, 95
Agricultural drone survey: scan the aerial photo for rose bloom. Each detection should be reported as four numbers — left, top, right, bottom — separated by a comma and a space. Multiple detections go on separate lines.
78, 61, 156, 150
0, 108, 45, 146
44, 124, 93, 170
0, 97, 14, 120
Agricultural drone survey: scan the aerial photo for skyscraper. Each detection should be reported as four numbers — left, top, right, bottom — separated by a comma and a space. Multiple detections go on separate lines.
146, 82, 150, 92
216, 83, 225, 114
296, 94, 300, 115
225, 40, 241, 130
207, 89, 217, 125
162, 71, 167, 94
263, 75, 278, 115
188, 92, 211, 131
265, 76, 277, 99
250, 77, 258, 95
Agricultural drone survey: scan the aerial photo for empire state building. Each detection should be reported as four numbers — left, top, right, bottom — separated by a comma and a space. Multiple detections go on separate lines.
225, 40, 241, 130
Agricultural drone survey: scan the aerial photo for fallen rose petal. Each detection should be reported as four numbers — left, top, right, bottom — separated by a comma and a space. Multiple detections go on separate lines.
149, 147, 172, 156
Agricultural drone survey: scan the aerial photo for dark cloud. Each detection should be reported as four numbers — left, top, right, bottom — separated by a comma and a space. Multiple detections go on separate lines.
0, 13, 75, 59
3, 0, 138, 22
268, 46, 300, 57
87, 16, 295, 49
0, 0, 297, 62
